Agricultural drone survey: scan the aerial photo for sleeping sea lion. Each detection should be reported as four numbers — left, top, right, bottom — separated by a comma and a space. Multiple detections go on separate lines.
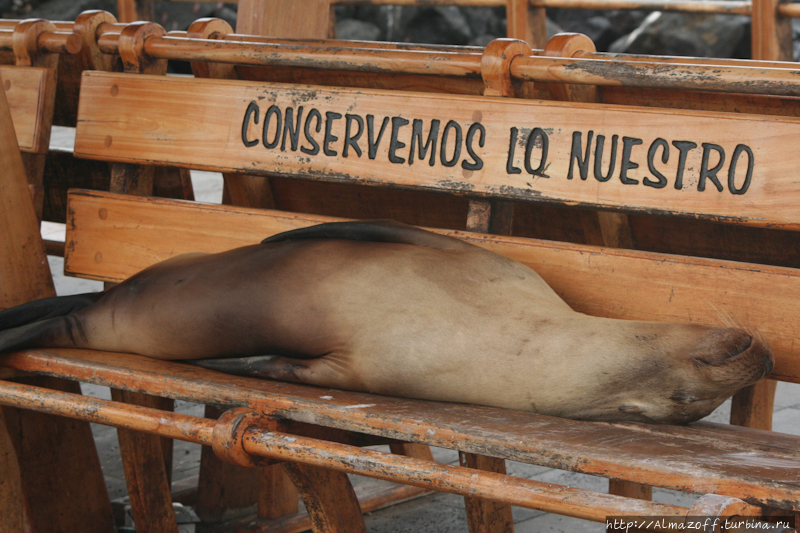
0, 221, 773, 423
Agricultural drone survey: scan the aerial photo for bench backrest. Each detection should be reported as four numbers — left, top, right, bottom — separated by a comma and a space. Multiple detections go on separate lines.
0, 65, 52, 153
75, 70, 799, 230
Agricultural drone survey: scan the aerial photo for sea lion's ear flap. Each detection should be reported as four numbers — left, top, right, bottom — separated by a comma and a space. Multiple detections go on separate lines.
618, 404, 645, 414
261, 220, 474, 252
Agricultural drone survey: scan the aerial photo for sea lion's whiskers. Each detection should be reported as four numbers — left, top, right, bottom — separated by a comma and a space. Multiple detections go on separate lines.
706, 299, 736, 329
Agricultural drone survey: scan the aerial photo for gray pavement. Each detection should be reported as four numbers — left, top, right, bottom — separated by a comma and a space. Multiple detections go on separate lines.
42, 126, 800, 532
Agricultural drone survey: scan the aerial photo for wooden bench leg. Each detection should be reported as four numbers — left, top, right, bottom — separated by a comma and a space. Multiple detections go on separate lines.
111, 389, 177, 533
259, 463, 300, 519
459, 452, 515, 533
1, 377, 115, 533
730, 379, 777, 430
608, 479, 652, 501
282, 462, 367, 533
0, 408, 29, 533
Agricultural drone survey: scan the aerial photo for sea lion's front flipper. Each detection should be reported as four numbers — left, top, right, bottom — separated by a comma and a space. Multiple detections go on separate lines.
262, 220, 473, 252
188, 354, 354, 389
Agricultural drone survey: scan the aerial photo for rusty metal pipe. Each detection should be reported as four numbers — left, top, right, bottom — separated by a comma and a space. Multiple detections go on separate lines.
0, 378, 689, 526
0, 379, 214, 444
241, 428, 688, 524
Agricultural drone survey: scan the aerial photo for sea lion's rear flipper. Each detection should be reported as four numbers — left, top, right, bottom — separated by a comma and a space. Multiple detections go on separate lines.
0, 293, 103, 331
0, 293, 104, 354
262, 220, 473, 252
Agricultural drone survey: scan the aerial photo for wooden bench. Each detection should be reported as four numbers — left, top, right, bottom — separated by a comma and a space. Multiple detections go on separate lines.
2, 27, 800, 532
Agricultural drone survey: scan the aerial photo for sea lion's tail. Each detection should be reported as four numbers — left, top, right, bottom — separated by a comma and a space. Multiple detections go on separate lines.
0, 293, 103, 353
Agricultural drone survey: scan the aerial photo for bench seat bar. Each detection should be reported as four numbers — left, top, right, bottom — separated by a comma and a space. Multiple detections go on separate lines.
510, 56, 800, 95
167, 31, 485, 53
95, 32, 800, 95
0, 378, 695, 523
2, 348, 799, 510
0, 29, 81, 54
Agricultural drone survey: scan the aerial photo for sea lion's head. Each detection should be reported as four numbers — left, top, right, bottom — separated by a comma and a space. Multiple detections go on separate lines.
562, 323, 774, 424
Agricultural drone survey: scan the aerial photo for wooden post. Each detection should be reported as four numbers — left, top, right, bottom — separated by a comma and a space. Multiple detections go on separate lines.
0, 93, 113, 531
506, 0, 548, 49
751, 0, 794, 61
542, 33, 636, 250
0, 73, 53, 306
105, 24, 180, 533
236, 0, 331, 37
111, 389, 178, 533
736, 0, 784, 437
542, 33, 643, 500
730, 380, 778, 430
117, 0, 153, 23
225, 0, 333, 211
282, 462, 367, 533
12, 19, 59, 221
459, 452, 515, 533
110, 22, 192, 200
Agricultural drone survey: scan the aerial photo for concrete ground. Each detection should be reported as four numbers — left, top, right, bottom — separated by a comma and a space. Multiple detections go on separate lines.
41, 127, 800, 532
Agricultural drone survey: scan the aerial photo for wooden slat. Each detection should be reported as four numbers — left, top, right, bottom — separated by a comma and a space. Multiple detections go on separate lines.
2, 348, 800, 511
0, 65, 48, 153
63, 190, 800, 383
75, 72, 800, 229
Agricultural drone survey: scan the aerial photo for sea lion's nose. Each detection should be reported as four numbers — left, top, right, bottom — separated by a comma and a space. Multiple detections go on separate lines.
762, 353, 774, 375
724, 330, 753, 360
692, 328, 752, 366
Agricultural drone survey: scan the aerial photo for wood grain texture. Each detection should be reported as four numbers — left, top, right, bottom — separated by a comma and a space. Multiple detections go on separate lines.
0, 66, 48, 153
63, 191, 800, 382
281, 462, 367, 533
3, 348, 800, 511
2, 376, 115, 533
459, 452, 514, 533
195, 404, 267, 522
0, 76, 53, 309
110, 388, 177, 533
0, 409, 28, 533
236, 0, 331, 37
751, 0, 794, 61
75, 72, 800, 229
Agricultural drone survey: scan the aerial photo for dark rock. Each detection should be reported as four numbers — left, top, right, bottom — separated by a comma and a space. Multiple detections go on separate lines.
23, 0, 117, 20
352, 5, 418, 42
461, 7, 499, 38
209, 5, 237, 32
405, 7, 472, 45
333, 5, 357, 21
0, 0, 14, 17
552, 9, 647, 52
151, 2, 217, 32
546, 18, 564, 41
470, 34, 497, 47
336, 18, 381, 42
609, 11, 750, 58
